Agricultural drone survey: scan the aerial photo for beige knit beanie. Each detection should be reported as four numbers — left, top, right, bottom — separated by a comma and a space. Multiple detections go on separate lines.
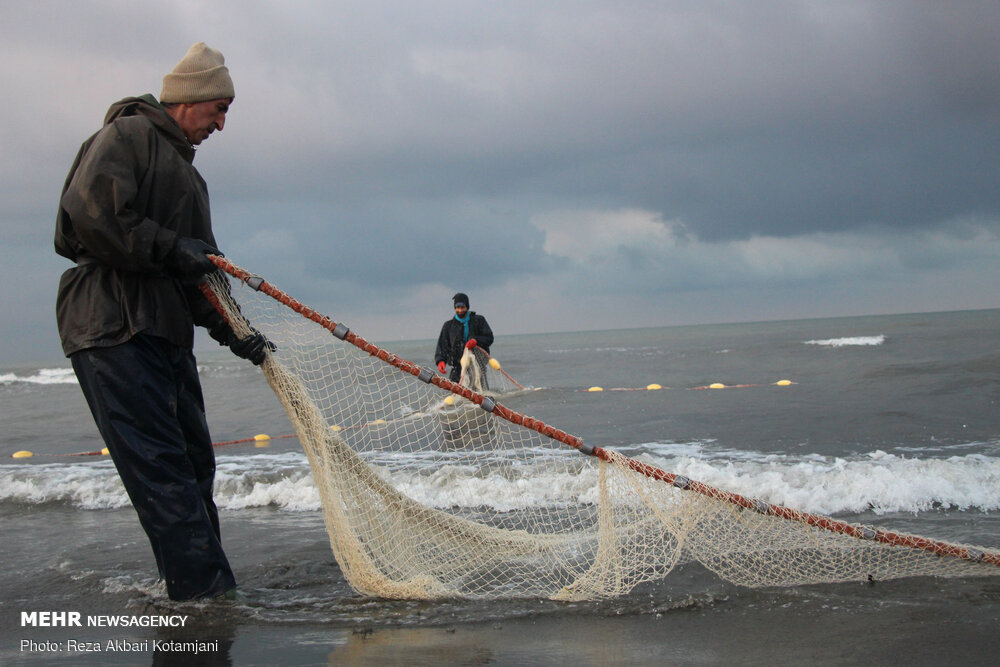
160, 42, 234, 104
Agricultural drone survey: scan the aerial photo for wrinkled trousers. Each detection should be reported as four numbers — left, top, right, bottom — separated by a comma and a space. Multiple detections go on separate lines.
71, 334, 235, 600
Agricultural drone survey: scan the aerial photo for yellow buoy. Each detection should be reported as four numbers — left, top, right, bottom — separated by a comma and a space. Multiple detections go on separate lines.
12, 450, 33, 459
709, 383, 726, 389
254, 434, 271, 441
489, 358, 501, 370
101, 447, 110, 455
331, 424, 343, 432
444, 396, 456, 406
646, 384, 662, 391
588, 386, 604, 392
775, 379, 792, 386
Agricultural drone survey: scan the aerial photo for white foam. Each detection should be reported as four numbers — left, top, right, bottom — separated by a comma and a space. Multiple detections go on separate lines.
391, 463, 600, 512
804, 335, 886, 347
0, 363, 248, 387
214, 454, 321, 511
0, 461, 130, 509
0, 368, 78, 385
3, 448, 997, 517
641, 448, 1000, 515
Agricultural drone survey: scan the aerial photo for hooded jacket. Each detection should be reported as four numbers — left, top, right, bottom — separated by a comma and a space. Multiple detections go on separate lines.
55, 94, 227, 356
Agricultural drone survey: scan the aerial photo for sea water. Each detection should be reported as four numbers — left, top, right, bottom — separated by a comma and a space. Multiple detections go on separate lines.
2, 308, 999, 663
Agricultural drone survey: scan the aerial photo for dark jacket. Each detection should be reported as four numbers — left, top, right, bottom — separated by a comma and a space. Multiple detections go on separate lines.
55, 94, 226, 356
435, 312, 494, 369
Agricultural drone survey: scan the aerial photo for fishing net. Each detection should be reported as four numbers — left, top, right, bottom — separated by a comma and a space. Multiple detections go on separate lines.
202, 260, 999, 600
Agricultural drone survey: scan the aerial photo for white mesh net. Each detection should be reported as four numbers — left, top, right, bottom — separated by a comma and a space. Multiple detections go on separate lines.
204, 261, 999, 600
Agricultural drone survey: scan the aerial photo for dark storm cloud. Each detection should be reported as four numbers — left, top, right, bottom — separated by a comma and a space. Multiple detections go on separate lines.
203, 0, 1000, 245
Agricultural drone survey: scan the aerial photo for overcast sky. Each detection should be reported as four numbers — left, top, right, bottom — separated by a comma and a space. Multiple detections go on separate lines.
2, 1, 998, 364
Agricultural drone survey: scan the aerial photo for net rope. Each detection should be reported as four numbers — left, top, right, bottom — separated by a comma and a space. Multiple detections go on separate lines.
203, 259, 999, 600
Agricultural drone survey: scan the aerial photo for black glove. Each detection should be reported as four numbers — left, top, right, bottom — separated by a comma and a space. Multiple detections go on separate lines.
229, 329, 276, 366
166, 237, 221, 280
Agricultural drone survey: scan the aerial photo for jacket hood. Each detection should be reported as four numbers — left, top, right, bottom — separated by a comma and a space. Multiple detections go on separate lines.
104, 94, 193, 160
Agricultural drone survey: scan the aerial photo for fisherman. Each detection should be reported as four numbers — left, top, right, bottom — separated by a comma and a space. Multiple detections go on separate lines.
435, 292, 494, 384
55, 43, 270, 601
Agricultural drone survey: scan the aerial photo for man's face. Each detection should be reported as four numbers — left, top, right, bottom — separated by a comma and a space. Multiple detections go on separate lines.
455, 305, 468, 317
174, 98, 231, 145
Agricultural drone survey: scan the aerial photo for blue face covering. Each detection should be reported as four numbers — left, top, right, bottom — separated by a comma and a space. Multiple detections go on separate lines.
454, 311, 470, 341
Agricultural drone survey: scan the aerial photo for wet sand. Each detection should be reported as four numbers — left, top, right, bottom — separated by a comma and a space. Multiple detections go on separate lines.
6, 578, 1000, 666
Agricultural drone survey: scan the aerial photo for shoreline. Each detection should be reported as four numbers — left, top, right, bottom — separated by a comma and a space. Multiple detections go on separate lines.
6, 579, 1000, 666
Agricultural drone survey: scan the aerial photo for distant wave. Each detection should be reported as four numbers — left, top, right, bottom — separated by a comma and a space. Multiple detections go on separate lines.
0, 364, 246, 387
3, 446, 998, 516
804, 335, 885, 347
0, 368, 77, 385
